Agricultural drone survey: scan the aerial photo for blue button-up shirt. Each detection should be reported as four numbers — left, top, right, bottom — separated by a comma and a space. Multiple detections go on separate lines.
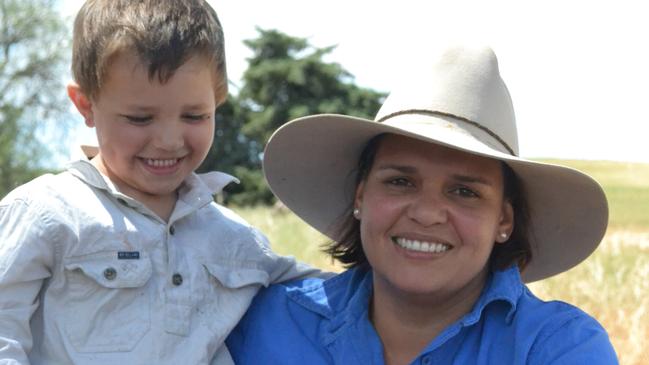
228, 266, 618, 364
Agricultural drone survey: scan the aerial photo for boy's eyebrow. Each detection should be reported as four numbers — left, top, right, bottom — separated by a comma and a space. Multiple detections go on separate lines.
122, 103, 212, 111
122, 104, 157, 112
182, 103, 213, 111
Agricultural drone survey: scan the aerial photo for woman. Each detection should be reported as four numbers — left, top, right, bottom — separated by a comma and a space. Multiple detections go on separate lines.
227, 45, 618, 364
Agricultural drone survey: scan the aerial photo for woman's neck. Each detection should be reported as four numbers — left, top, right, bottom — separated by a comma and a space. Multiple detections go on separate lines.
370, 269, 488, 365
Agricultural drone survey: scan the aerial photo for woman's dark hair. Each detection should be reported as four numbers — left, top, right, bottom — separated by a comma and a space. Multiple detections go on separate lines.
490, 163, 532, 271
324, 133, 533, 273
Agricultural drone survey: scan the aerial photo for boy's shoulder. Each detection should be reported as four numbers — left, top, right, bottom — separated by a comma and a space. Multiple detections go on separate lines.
1, 170, 82, 206
0, 170, 96, 238
191, 200, 258, 237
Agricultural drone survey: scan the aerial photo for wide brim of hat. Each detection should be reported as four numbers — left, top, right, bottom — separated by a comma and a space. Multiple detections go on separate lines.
263, 114, 608, 283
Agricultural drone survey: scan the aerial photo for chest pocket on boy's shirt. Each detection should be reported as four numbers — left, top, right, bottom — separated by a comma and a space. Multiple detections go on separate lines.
62, 251, 153, 353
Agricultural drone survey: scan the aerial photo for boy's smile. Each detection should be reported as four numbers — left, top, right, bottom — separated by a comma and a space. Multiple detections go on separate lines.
68, 52, 218, 219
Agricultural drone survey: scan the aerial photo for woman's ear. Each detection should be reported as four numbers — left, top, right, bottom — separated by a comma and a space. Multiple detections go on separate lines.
353, 180, 366, 217
496, 200, 515, 243
67, 83, 94, 127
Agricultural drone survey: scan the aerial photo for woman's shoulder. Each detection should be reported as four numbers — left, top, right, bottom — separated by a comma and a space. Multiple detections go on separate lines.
476, 268, 618, 363
511, 287, 618, 363
516, 286, 605, 329
486, 267, 609, 335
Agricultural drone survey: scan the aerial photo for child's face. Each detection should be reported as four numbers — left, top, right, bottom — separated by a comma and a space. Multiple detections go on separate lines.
70, 52, 217, 206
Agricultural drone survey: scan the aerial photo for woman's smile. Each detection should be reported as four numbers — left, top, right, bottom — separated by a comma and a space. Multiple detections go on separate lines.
392, 236, 452, 254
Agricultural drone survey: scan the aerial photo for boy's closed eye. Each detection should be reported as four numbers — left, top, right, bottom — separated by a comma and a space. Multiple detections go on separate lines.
121, 114, 153, 124
120, 113, 211, 124
182, 113, 211, 122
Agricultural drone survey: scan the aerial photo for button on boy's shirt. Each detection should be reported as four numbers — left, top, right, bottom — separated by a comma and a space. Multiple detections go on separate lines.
227, 266, 619, 365
0, 160, 317, 365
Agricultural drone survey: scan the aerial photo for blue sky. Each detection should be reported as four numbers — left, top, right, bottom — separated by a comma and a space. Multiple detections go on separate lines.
59, 0, 649, 164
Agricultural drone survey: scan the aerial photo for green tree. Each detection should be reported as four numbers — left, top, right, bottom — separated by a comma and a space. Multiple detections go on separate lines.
197, 95, 258, 204
0, 0, 69, 198
240, 28, 384, 147
203, 28, 385, 205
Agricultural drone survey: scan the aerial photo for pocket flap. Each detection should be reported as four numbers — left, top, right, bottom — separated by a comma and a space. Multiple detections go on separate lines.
203, 263, 269, 288
64, 251, 152, 288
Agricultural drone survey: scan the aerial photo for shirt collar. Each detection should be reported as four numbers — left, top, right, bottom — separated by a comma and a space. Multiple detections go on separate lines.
285, 268, 373, 346
65, 159, 239, 221
461, 265, 523, 326
287, 265, 524, 335
172, 171, 238, 221
285, 267, 372, 318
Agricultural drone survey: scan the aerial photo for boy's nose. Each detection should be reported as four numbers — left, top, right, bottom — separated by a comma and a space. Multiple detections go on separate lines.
153, 122, 184, 151
407, 193, 448, 227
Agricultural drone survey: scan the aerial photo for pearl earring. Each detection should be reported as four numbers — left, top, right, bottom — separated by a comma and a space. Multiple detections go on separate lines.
353, 208, 360, 219
500, 232, 508, 240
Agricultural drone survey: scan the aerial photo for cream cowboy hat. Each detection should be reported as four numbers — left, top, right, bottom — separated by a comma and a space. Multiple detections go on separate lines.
262, 45, 608, 282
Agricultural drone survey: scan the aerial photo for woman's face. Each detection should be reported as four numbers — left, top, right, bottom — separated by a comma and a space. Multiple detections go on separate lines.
354, 134, 513, 300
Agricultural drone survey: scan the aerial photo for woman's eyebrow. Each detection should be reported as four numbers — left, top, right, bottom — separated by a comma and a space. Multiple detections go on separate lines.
375, 164, 418, 174
375, 164, 494, 186
451, 174, 493, 186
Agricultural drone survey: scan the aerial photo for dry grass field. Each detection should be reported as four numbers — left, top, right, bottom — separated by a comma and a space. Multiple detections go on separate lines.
233, 160, 649, 364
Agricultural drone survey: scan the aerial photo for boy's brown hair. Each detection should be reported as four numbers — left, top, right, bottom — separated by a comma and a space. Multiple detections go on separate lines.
72, 0, 227, 104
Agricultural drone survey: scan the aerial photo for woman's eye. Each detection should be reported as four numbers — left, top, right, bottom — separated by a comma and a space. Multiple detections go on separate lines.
451, 186, 479, 198
386, 177, 413, 187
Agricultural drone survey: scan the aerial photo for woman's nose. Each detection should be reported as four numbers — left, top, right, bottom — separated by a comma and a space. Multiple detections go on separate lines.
407, 192, 448, 226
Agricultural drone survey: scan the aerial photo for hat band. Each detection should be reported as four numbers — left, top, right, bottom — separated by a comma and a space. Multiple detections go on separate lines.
376, 109, 515, 156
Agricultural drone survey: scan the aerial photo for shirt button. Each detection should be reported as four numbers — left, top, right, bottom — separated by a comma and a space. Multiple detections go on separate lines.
172, 273, 183, 286
104, 267, 117, 280
169, 226, 175, 235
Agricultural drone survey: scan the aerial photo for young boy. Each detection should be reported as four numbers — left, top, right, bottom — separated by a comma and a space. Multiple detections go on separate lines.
0, 1, 316, 364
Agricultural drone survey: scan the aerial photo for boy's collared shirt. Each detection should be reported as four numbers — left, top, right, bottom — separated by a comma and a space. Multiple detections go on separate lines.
0, 160, 316, 365
227, 266, 619, 365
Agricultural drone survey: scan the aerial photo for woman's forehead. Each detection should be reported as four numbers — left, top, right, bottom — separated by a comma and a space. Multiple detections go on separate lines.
372, 134, 504, 180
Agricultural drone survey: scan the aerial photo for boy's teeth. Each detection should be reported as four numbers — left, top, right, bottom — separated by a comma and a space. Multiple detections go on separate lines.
394, 237, 450, 253
145, 158, 178, 167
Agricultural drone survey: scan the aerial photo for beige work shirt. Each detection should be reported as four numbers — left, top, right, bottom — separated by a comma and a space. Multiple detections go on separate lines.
0, 160, 316, 364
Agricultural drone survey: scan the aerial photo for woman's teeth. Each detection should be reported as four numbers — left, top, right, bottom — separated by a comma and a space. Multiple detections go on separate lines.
394, 237, 451, 253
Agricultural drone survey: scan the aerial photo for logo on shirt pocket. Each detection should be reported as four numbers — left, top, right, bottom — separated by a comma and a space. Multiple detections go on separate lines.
62, 250, 153, 353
